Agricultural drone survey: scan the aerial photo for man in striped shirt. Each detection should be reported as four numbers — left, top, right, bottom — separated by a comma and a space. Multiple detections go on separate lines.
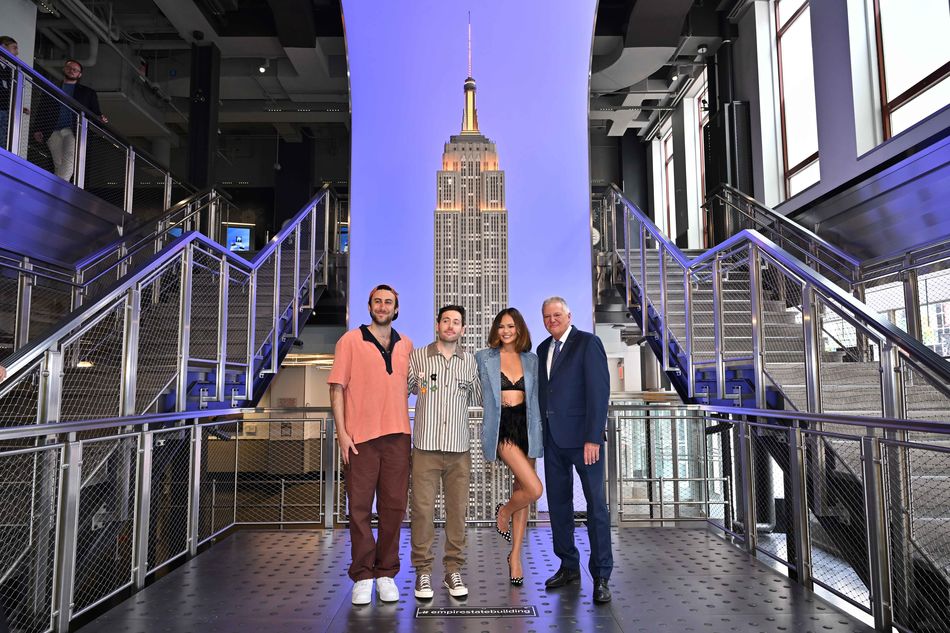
408, 305, 482, 600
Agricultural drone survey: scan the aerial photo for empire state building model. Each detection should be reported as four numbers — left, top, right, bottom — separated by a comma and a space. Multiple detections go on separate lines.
434, 40, 508, 350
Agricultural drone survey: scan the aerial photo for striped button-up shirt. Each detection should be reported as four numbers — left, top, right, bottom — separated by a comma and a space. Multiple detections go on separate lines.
408, 342, 481, 452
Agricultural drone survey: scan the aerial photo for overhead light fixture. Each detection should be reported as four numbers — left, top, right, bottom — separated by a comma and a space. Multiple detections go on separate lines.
258, 59, 269, 74
671, 73, 679, 82
77, 360, 94, 368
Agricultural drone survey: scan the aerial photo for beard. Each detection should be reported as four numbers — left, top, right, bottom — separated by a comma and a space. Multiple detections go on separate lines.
371, 311, 393, 326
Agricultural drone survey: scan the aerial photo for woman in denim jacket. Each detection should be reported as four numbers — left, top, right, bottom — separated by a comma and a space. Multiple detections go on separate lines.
475, 307, 543, 586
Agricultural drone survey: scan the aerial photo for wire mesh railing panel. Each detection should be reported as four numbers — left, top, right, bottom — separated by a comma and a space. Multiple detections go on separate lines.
146, 428, 191, 573
705, 419, 740, 537
719, 247, 754, 362
234, 420, 324, 524
0, 270, 18, 354
82, 123, 127, 209
23, 77, 77, 182
751, 425, 797, 570
0, 445, 61, 633
616, 414, 650, 520
664, 251, 688, 352
169, 181, 192, 209
803, 431, 871, 611
188, 249, 222, 363
919, 267, 950, 358
72, 435, 138, 615
864, 280, 908, 331
79, 251, 124, 309
883, 440, 950, 633
279, 238, 296, 316
28, 278, 73, 343
61, 301, 126, 421
760, 258, 807, 410
254, 254, 276, 355
297, 212, 313, 304
199, 422, 237, 542
226, 269, 250, 364
136, 260, 183, 413
0, 57, 14, 152
0, 362, 41, 428
623, 215, 644, 293
901, 359, 950, 423
817, 300, 884, 418
689, 265, 716, 364
131, 155, 166, 216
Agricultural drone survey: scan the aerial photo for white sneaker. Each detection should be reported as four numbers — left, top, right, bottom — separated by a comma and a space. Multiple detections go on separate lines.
351, 579, 373, 605
377, 576, 400, 602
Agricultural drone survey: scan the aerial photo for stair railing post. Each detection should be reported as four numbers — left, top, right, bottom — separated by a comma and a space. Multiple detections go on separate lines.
323, 416, 337, 528
712, 253, 725, 401
216, 257, 229, 403
176, 247, 194, 411
607, 411, 620, 527
270, 247, 281, 373
685, 268, 695, 398
53, 436, 80, 633
120, 287, 142, 417
163, 173, 172, 211
788, 423, 812, 588
188, 424, 202, 556
322, 194, 332, 287
308, 203, 318, 309
658, 243, 670, 371
900, 265, 922, 343
124, 147, 135, 213
8, 65, 24, 155
737, 416, 757, 553
14, 257, 33, 350
133, 429, 153, 589
246, 269, 257, 388
862, 434, 894, 631
639, 222, 648, 337
748, 245, 766, 408
74, 117, 87, 190
292, 224, 301, 338
800, 284, 822, 414
623, 204, 631, 308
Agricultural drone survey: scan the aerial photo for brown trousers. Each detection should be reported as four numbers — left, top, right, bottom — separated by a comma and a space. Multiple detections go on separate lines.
344, 433, 410, 581
410, 448, 471, 574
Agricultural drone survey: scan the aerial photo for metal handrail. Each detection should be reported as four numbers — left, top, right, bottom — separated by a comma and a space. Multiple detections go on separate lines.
704, 184, 861, 280
0, 46, 189, 205
609, 183, 950, 404
1, 187, 235, 352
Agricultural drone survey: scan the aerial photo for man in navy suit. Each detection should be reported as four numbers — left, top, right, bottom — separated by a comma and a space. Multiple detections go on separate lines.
537, 296, 613, 603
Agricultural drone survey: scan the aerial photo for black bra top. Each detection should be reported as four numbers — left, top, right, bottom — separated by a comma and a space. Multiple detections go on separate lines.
501, 372, 525, 392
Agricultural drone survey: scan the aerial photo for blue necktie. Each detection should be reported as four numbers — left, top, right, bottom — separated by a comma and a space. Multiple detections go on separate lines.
552, 340, 562, 371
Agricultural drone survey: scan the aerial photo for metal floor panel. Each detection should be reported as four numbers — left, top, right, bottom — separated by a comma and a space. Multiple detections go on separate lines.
76, 527, 874, 633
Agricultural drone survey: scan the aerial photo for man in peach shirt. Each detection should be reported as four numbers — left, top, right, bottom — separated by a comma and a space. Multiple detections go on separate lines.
328, 284, 413, 606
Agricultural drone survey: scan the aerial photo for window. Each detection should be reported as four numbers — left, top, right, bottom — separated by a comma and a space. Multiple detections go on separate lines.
774, 0, 820, 197
873, 0, 950, 137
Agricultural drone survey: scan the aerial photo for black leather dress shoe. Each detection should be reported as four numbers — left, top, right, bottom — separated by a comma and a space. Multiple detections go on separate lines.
544, 567, 581, 588
593, 577, 612, 603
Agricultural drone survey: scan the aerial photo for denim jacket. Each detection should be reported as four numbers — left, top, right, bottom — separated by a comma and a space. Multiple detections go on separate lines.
474, 347, 543, 461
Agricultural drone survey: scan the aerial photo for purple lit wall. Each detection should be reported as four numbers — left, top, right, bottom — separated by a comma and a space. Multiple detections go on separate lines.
343, 0, 596, 348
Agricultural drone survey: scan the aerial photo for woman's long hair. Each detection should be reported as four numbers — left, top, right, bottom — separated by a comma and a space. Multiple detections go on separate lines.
487, 307, 531, 352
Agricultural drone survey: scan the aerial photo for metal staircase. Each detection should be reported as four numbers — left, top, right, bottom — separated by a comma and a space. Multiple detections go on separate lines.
609, 184, 950, 631
0, 186, 337, 424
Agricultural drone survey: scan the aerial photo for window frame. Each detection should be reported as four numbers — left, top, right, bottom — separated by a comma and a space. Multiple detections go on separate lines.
774, 0, 819, 198
872, 0, 950, 139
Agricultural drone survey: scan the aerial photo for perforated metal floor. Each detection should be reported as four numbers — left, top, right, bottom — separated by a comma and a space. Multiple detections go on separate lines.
76, 527, 875, 633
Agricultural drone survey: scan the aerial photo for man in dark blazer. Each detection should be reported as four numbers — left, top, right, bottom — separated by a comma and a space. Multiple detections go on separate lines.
32, 59, 106, 182
537, 296, 613, 603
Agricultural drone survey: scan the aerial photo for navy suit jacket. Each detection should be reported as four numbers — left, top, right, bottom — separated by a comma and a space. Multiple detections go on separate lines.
537, 327, 610, 448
